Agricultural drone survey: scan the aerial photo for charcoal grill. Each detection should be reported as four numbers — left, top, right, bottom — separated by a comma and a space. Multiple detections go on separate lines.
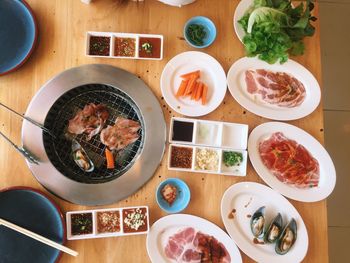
22, 64, 166, 205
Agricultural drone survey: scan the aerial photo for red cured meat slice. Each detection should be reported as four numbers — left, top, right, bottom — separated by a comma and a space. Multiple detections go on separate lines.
164, 227, 231, 263
245, 69, 306, 108
258, 132, 320, 188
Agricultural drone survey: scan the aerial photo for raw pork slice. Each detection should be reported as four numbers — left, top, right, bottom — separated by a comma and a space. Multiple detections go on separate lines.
245, 69, 306, 107
100, 117, 141, 150
259, 132, 320, 188
67, 103, 109, 140
164, 227, 231, 263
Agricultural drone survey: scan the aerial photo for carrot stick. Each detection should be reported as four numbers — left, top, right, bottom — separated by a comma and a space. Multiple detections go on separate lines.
202, 84, 208, 105
191, 82, 199, 100
195, 82, 203, 101
180, 70, 200, 79
105, 148, 115, 169
176, 79, 189, 97
185, 74, 199, 95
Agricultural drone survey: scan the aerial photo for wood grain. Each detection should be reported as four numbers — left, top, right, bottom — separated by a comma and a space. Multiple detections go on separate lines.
0, 0, 327, 262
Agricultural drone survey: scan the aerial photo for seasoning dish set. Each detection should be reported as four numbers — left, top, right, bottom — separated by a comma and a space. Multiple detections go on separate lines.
168, 117, 249, 176
66, 206, 149, 240
86, 31, 163, 60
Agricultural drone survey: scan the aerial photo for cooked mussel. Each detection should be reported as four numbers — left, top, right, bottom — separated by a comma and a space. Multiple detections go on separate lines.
264, 213, 283, 243
275, 218, 297, 255
250, 206, 265, 238
72, 139, 94, 172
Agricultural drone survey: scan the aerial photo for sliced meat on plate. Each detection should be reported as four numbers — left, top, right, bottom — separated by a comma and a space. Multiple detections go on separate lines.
67, 103, 109, 140
245, 69, 306, 108
100, 117, 141, 151
259, 132, 320, 188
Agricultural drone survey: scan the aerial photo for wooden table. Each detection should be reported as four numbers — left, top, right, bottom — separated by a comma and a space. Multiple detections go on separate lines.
0, 0, 327, 262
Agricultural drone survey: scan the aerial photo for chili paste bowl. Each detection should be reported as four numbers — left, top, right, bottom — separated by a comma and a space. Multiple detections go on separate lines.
184, 16, 216, 48
156, 178, 191, 213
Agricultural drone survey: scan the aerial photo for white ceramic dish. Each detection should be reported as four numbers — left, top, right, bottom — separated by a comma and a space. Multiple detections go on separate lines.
146, 214, 242, 263
248, 122, 336, 202
221, 182, 308, 263
66, 206, 149, 240
168, 143, 247, 176
86, 31, 163, 60
233, 0, 251, 42
227, 57, 321, 120
169, 117, 248, 149
160, 51, 227, 117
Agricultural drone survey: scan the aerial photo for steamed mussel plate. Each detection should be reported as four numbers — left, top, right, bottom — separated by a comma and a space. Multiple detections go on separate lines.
264, 213, 283, 243
275, 218, 297, 255
250, 206, 265, 238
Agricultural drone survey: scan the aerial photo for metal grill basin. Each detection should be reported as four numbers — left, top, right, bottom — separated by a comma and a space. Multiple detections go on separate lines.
43, 84, 144, 184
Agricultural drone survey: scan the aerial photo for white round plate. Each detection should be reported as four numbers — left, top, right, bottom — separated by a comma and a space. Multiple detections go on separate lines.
146, 214, 242, 263
227, 57, 321, 120
160, 51, 227, 117
248, 122, 336, 202
221, 182, 308, 263
233, 0, 252, 42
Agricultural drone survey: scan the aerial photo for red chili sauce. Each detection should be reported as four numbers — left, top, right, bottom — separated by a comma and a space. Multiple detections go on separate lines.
97, 211, 121, 233
89, 36, 110, 56
138, 37, 161, 59
115, 37, 136, 57
122, 207, 148, 233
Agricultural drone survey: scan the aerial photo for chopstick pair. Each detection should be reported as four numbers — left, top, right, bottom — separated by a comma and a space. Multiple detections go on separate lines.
0, 218, 78, 257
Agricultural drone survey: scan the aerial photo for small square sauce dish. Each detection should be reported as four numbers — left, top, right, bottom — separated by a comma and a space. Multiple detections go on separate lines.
66, 211, 95, 240
168, 144, 194, 171
121, 206, 149, 235
169, 118, 196, 145
86, 32, 112, 57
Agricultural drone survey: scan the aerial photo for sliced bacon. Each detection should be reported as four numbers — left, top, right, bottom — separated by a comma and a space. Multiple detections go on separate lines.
67, 103, 109, 140
245, 69, 306, 108
100, 117, 141, 151
259, 132, 320, 188
164, 227, 231, 263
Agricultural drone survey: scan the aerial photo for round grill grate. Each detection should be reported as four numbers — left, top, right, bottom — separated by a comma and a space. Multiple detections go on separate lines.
43, 84, 144, 184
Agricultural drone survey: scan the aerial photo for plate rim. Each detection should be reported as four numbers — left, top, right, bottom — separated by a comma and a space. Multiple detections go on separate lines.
0, 0, 38, 76
226, 56, 321, 121
160, 50, 227, 117
220, 181, 309, 263
247, 122, 336, 202
0, 186, 66, 263
146, 213, 242, 263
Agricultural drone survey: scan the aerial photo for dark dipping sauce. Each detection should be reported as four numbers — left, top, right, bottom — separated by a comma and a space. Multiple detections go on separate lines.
122, 207, 148, 233
71, 213, 93, 235
89, 36, 110, 56
138, 37, 161, 58
170, 146, 193, 169
172, 120, 194, 142
115, 37, 136, 57
97, 211, 120, 233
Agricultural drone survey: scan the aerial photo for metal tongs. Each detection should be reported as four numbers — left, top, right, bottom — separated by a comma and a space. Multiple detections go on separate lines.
0, 102, 55, 165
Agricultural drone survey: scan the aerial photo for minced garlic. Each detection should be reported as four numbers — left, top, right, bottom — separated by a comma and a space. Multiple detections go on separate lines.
195, 148, 219, 171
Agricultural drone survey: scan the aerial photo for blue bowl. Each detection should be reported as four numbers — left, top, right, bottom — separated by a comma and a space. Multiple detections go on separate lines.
156, 178, 191, 214
184, 16, 217, 48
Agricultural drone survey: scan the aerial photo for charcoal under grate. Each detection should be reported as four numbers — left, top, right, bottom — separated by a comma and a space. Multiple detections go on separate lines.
43, 84, 144, 184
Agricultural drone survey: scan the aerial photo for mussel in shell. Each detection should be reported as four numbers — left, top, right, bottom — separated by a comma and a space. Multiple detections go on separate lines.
264, 213, 283, 243
275, 218, 297, 255
72, 139, 94, 172
250, 206, 265, 238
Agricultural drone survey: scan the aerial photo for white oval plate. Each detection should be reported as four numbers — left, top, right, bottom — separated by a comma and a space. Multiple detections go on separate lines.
160, 51, 227, 117
227, 57, 321, 120
146, 214, 242, 263
221, 182, 308, 263
233, 0, 251, 42
248, 122, 336, 202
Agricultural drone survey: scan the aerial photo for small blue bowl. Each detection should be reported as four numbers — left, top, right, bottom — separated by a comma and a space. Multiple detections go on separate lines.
156, 178, 191, 214
184, 16, 217, 48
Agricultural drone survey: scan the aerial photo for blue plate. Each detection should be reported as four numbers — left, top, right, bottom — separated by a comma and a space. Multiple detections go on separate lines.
0, 0, 37, 75
184, 16, 217, 48
0, 187, 65, 263
156, 178, 191, 213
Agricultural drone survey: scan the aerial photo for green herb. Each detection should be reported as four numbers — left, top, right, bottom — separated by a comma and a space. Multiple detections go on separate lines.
186, 24, 207, 46
142, 42, 153, 54
223, 151, 243, 167
238, 0, 316, 64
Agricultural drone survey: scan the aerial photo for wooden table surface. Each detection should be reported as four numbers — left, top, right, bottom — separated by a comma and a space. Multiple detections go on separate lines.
0, 0, 327, 262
